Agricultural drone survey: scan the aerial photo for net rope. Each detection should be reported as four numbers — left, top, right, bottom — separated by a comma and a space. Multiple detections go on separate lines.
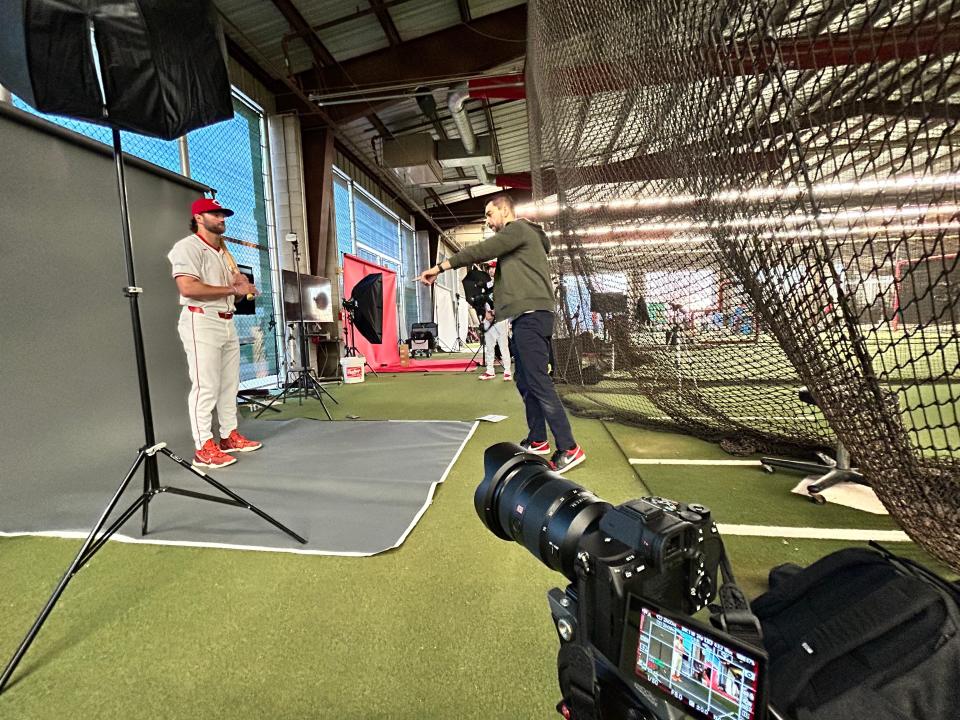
527, 0, 960, 570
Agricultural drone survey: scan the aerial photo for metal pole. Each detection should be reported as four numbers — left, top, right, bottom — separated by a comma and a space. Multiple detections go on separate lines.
177, 135, 190, 177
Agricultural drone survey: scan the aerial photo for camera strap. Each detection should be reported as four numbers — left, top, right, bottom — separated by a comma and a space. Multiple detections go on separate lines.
555, 566, 603, 720
557, 642, 600, 720
710, 546, 764, 649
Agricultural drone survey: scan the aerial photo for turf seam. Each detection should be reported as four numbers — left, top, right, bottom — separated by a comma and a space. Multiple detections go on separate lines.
601, 420, 653, 495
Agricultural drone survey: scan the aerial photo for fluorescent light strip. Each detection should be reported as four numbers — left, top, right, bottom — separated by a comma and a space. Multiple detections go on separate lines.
517, 172, 960, 217
543, 205, 960, 239
552, 221, 960, 251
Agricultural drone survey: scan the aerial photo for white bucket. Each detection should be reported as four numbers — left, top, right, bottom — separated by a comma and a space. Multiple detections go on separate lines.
340, 356, 365, 384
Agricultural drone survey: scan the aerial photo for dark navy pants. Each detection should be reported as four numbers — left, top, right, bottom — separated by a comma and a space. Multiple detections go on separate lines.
509, 310, 576, 451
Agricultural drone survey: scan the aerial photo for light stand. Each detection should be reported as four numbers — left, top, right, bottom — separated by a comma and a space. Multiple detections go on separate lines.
254, 234, 338, 419
463, 316, 486, 371
341, 302, 380, 378
450, 292, 468, 351
0, 127, 306, 695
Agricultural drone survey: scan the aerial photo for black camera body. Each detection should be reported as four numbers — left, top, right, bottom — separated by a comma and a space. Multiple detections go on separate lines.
559, 497, 723, 664
475, 443, 768, 720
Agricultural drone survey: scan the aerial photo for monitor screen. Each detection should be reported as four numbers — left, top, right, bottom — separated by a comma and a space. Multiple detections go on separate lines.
282, 270, 333, 323
622, 601, 767, 720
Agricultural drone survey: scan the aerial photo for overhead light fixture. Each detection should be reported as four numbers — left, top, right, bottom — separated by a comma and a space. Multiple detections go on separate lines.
518, 172, 960, 217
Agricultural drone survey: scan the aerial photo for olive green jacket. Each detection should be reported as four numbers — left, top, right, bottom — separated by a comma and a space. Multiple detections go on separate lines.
446, 219, 555, 319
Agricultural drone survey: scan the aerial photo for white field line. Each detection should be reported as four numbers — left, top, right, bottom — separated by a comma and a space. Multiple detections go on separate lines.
630, 458, 762, 465
717, 525, 910, 542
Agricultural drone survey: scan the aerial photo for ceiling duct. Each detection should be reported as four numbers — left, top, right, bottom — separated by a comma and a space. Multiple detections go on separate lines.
448, 82, 492, 185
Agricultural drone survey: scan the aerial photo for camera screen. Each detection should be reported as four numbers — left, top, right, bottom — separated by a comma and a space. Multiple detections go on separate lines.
627, 603, 766, 720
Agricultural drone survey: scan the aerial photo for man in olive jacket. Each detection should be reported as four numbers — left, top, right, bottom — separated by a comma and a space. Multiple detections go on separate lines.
418, 194, 586, 473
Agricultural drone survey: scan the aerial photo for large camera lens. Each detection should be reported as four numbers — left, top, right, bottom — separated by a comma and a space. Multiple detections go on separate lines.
474, 442, 611, 580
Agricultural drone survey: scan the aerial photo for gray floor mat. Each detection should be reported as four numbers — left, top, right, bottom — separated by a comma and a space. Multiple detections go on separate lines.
0, 419, 476, 556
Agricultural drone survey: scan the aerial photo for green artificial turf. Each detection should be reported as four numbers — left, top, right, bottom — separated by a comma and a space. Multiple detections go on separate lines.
0, 371, 946, 719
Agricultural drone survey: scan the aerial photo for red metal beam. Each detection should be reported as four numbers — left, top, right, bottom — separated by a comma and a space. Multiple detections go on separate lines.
469, 74, 526, 100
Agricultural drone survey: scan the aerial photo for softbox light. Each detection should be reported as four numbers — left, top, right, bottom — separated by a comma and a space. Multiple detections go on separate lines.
0, 0, 234, 140
462, 268, 491, 314
350, 273, 383, 344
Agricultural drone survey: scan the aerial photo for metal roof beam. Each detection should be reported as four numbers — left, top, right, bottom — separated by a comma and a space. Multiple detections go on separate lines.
282, 5, 527, 124
369, 0, 403, 47
268, 0, 337, 67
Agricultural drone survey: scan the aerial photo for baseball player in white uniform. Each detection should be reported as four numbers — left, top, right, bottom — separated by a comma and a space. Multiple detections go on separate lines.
478, 260, 511, 381
168, 197, 263, 469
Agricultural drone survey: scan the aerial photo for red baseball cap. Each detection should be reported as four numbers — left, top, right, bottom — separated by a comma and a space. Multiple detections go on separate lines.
487, 259, 498, 268
191, 197, 234, 217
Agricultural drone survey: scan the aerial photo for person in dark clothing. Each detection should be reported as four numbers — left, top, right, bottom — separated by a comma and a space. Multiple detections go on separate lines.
418, 194, 586, 473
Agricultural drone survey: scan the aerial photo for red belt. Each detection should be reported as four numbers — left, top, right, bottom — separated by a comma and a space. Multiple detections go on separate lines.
187, 305, 233, 319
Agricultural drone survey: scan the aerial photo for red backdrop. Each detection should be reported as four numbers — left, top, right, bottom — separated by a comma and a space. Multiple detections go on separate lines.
342, 254, 400, 368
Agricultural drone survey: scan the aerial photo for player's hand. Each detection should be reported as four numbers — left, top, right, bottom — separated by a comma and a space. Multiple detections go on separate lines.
485, 310, 495, 322
231, 273, 257, 297
418, 266, 440, 286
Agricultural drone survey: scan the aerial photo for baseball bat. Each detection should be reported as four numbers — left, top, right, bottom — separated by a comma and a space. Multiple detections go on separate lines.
222, 245, 256, 301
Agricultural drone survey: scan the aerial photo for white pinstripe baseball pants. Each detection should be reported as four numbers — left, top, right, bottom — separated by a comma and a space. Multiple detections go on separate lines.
178, 307, 240, 448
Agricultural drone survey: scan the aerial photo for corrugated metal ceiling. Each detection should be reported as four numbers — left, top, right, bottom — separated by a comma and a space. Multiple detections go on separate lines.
216, 0, 530, 216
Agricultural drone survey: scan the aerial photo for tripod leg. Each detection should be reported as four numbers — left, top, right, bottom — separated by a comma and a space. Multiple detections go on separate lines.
141, 452, 159, 535
253, 384, 291, 418
159, 448, 307, 544
305, 376, 334, 420
307, 383, 333, 420
0, 449, 149, 694
318, 381, 339, 405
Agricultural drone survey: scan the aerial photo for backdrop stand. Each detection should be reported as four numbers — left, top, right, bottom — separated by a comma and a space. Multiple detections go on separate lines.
0, 127, 306, 695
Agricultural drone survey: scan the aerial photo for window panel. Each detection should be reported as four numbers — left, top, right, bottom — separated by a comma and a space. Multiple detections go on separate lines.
12, 95, 181, 173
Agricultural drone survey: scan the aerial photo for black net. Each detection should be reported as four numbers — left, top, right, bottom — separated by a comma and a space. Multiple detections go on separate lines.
526, 0, 960, 570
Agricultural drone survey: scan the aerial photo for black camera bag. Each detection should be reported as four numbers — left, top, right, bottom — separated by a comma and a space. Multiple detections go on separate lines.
751, 545, 960, 719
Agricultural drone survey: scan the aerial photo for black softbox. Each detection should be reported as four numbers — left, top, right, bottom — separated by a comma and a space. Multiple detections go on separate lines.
350, 273, 383, 344
0, 0, 233, 139
462, 268, 491, 314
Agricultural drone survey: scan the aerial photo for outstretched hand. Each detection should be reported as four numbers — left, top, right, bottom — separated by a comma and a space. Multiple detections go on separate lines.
418, 266, 440, 286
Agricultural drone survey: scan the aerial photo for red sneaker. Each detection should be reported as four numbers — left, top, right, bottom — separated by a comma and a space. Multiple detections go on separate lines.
193, 439, 237, 468
551, 445, 586, 474
220, 430, 263, 453
478, 372, 496, 381
520, 438, 551, 455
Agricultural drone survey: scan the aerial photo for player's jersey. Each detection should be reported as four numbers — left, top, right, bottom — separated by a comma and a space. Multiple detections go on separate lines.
167, 233, 236, 313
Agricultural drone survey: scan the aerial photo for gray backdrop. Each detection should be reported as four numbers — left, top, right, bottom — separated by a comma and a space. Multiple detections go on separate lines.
0, 107, 206, 511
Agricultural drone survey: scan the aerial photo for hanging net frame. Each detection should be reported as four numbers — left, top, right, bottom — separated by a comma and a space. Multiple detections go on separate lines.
526, 0, 960, 571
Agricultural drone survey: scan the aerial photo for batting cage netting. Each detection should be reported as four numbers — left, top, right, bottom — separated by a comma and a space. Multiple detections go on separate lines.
525, 0, 960, 570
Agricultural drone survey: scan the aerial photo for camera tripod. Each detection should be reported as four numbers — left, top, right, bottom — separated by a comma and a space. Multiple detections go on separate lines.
254, 234, 338, 420
0, 127, 306, 694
